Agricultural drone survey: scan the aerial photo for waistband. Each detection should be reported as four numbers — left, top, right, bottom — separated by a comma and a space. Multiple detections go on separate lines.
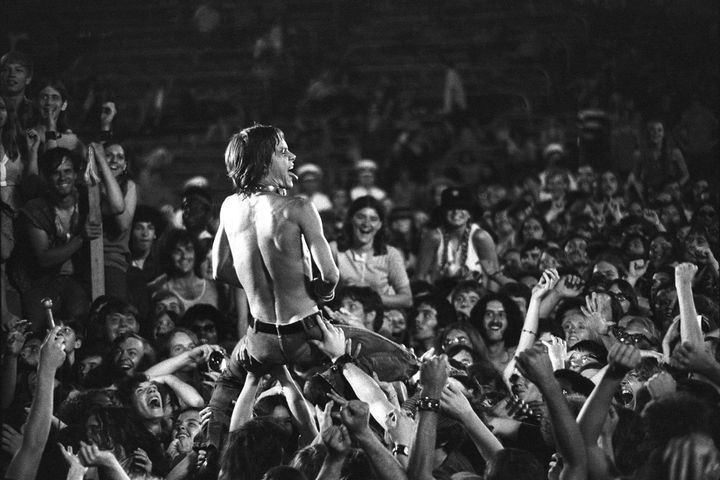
251, 311, 324, 335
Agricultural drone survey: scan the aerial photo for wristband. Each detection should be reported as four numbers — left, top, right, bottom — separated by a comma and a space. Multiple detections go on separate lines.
417, 396, 440, 412
392, 444, 409, 456
522, 329, 536, 336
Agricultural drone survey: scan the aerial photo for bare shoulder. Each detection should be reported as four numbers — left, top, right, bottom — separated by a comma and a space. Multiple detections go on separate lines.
424, 228, 442, 243
472, 227, 495, 244
284, 195, 319, 222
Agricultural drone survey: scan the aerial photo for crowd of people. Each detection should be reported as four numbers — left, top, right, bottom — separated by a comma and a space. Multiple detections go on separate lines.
1, 38, 720, 480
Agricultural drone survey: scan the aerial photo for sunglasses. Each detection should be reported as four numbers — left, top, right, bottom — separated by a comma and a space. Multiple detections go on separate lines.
611, 326, 652, 346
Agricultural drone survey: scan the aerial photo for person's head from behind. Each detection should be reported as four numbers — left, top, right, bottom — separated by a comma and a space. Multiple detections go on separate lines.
183, 303, 224, 344
220, 418, 290, 480
225, 125, 294, 195
1, 50, 33, 96
254, 394, 295, 437
40, 147, 82, 198
335, 285, 384, 332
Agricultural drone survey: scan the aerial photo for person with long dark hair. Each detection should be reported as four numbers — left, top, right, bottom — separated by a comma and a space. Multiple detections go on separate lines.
334, 195, 411, 309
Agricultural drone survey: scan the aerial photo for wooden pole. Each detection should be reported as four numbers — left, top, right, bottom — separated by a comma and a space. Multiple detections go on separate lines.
86, 146, 105, 300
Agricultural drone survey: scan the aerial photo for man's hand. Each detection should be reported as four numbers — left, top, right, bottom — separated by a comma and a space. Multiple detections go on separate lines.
606, 343, 641, 379
440, 381, 474, 421
39, 326, 66, 372
81, 220, 102, 241
188, 344, 225, 365
25, 129, 41, 153
515, 346, 554, 388
328, 393, 371, 439
58, 444, 88, 479
646, 371, 677, 400
309, 319, 346, 362
1, 424, 23, 456
4, 319, 30, 356
555, 274, 584, 299
78, 441, 118, 469
675, 262, 698, 286
627, 259, 649, 281
532, 268, 560, 299
542, 335, 568, 371
419, 355, 448, 398
671, 342, 718, 375
320, 401, 352, 458
132, 447, 152, 474
581, 292, 615, 335
323, 306, 365, 329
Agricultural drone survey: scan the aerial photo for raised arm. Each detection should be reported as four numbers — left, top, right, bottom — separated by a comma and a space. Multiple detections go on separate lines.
229, 372, 260, 432
6, 326, 66, 480
675, 263, 704, 347
413, 228, 440, 282
153, 374, 204, 409
504, 269, 560, 383
472, 228, 500, 288
441, 381, 503, 460
273, 365, 319, 447
408, 355, 448, 480
516, 347, 587, 480
90, 143, 125, 215
144, 344, 224, 377
577, 344, 640, 480
296, 199, 339, 301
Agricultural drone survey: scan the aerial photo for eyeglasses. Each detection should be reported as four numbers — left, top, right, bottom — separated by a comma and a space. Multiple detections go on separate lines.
611, 326, 651, 346
443, 336, 471, 349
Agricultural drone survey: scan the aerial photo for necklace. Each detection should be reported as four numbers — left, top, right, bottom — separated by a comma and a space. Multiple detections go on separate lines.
440, 225, 470, 277
253, 184, 286, 196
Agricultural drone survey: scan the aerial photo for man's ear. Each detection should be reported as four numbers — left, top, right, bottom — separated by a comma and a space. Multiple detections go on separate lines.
74, 338, 83, 350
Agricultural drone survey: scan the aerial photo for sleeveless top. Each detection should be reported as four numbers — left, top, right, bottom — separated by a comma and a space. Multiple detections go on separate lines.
434, 223, 483, 281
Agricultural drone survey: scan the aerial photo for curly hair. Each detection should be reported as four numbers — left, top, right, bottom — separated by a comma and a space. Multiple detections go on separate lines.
469, 292, 524, 347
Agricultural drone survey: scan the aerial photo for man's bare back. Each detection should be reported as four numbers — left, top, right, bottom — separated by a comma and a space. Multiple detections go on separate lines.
216, 191, 338, 325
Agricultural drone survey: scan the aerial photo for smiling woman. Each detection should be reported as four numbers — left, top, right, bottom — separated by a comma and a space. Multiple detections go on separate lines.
334, 196, 412, 309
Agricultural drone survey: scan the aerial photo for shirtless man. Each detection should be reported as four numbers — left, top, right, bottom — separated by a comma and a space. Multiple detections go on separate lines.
212, 124, 339, 372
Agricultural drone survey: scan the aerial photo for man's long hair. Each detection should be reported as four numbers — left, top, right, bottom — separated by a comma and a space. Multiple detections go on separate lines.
225, 124, 282, 195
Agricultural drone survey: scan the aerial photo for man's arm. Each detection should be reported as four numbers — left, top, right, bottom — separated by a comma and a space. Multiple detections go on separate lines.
27, 225, 85, 268
6, 326, 66, 480
413, 229, 440, 282
296, 199, 339, 299
212, 210, 242, 288
675, 263, 704, 347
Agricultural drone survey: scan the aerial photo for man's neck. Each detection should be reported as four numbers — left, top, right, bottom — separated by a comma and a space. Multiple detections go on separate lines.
445, 224, 468, 237
53, 191, 77, 210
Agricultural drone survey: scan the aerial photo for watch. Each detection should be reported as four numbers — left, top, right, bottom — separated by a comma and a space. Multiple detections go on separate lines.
417, 396, 440, 412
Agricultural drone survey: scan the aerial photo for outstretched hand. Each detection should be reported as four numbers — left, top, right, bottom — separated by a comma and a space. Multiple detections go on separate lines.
320, 401, 352, 457
555, 274, 584, 299
674, 262, 697, 286
581, 292, 615, 335
606, 342, 641, 379
532, 268, 560, 299
515, 346, 555, 388
309, 319, 346, 362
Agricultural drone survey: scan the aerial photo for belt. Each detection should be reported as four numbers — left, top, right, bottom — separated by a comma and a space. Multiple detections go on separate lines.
251, 312, 322, 335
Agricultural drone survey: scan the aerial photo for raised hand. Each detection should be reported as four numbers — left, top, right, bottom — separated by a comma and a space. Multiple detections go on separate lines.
320, 401, 352, 457
532, 268, 560, 299
1, 424, 22, 456
555, 274, 584, 299
662, 316, 681, 364
541, 335, 567, 371
58, 443, 88, 478
39, 326, 67, 372
606, 342, 641, 379
309, 319, 346, 361
328, 393, 371, 438
4, 319, 30, 356
419, 355, 448, 397
25, 129, 40, 153
581, 292, 615, 335
77, 441, 118, 468
646, 371, 677, 400
515, 346, 555, 388
189, 344, 225, 364
674, 262, 698, 286
642, 208, 662, 227
131, 447, 152, 474
671, 342, 718, 375
627, 259, 649, 280
440, 381, 474, 421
